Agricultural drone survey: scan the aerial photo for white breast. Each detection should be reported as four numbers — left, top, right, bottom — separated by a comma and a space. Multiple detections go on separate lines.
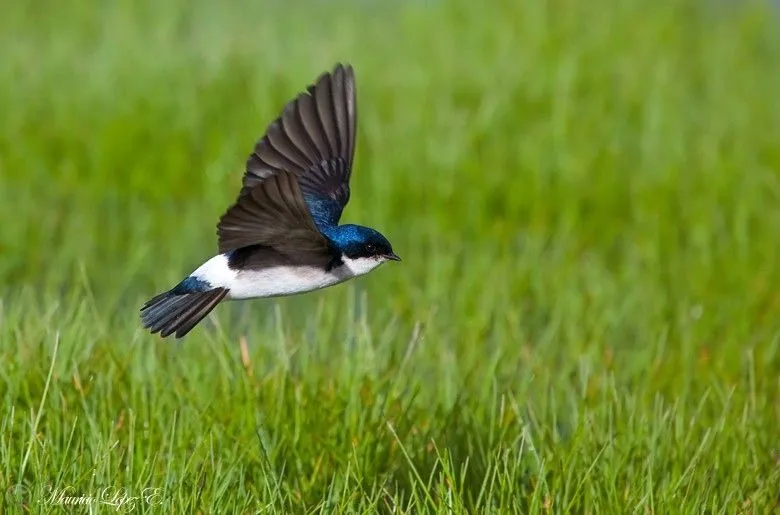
191, 253, 386, 300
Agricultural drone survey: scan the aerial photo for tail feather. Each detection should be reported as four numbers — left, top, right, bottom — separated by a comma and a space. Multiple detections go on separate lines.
147, 295, 192, 334
140, 287, 229, 339
174, 291, 227, 337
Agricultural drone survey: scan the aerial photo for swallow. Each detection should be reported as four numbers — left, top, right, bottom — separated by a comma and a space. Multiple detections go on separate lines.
140, 63, 400, 338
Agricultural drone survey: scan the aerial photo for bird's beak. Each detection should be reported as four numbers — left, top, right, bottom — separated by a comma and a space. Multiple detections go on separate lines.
385, 252, 401, 262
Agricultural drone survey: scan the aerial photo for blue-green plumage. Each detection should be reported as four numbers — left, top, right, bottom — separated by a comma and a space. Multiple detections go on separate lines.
322, 224, 396, 260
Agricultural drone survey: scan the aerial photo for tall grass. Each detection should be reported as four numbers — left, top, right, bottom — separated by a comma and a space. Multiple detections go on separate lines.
1, 0, 779, 512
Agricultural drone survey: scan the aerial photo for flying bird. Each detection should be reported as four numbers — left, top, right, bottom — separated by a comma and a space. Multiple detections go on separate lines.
140, 64, 400, 338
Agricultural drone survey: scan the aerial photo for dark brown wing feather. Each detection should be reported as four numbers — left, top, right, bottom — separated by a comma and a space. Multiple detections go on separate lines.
217, 171, 332, 257
240, 63, 357, 228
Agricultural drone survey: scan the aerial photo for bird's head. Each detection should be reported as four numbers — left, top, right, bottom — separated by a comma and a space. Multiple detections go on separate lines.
328, 224, 400, 274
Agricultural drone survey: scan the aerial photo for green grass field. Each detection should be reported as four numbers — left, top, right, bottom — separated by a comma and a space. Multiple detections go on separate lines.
1, 0, 779, 512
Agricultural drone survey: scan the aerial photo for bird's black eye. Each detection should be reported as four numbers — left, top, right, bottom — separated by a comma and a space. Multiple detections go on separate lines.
365, 244, 376, 254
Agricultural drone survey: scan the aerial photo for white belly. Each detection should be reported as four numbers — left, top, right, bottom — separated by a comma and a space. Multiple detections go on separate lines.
190, 253, 384, 300
228, 264, 354, 299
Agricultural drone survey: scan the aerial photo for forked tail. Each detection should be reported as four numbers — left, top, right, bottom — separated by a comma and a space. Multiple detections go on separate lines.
140, 284, 229, 339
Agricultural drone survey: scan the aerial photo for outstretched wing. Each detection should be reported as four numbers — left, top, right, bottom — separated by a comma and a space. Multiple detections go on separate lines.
217, 171, 333, 259
241, 63, 357, 231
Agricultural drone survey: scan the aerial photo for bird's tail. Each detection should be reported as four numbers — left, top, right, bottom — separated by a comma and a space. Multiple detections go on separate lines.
140, 283, 229, 339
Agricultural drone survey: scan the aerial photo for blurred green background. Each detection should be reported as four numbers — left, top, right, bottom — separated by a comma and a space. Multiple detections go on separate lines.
1, 0, 779, 512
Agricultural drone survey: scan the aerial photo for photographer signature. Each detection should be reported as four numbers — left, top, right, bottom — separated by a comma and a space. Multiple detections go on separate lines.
7, 484, 164, 512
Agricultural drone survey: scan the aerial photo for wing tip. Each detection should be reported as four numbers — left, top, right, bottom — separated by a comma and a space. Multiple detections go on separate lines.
308, 63, 355, 93
332, 62, 355, 78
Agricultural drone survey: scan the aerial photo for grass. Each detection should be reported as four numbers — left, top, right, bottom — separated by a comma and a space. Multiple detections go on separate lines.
1, 0, 779, 512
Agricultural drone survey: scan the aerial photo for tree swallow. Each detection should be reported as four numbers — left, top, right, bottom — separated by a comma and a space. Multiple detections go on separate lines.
140, 64, 400, 339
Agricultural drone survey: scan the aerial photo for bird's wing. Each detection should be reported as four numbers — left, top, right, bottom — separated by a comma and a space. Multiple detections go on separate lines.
240, 63, 357, 231
217, 171, 333, 258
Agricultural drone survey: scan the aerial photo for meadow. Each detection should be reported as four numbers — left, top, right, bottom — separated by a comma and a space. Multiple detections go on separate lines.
1, 0, 779, 512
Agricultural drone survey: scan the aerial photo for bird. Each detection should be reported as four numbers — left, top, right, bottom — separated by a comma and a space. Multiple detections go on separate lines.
140, 63, 400, 339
